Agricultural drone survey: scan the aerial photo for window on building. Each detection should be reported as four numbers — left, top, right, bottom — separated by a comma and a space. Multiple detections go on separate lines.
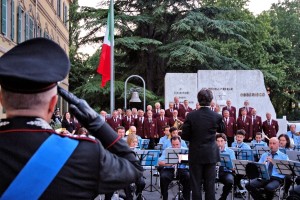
17, 5, 24, 43
29, 15, 34, 39
10, 0, 15, 40
24, 12, 29, 40
63, 3, 68, 27
57, 0, 61, 18
1, 0, 7, 35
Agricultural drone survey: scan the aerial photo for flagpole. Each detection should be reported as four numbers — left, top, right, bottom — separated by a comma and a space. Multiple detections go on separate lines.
110, 0, 115, 114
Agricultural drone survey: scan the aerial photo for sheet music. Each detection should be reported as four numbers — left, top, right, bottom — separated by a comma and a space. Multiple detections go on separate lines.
165, 148, 189, 164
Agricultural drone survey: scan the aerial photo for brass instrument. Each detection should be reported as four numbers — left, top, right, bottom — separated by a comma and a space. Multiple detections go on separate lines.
173, 119, 184, 130
294, 132, 300, 136
261, 132, 270, 141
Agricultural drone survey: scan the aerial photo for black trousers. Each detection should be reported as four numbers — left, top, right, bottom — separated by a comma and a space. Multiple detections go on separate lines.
105, 176, 146, 200
245, 177, 282, 199
218, 170, 234, 199
159, 167, 190, 200
124, 176, 146, 199
189, 162, 216, 200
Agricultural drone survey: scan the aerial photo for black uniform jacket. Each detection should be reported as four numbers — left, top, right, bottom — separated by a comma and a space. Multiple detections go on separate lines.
181, 107, 225, 164
0, 117, 142, 199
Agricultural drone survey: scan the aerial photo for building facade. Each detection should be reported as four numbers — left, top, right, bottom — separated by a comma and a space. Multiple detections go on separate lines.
0, 0, 71, 118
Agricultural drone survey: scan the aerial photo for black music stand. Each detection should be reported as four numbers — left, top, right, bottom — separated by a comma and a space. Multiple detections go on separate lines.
233, 159, 248, 176
287, 150, 300, 162
165, 148, 189, 165
219, 153, 234, 200
138, 139, 150, 149
165, 148, 189, 200
232, 159, 249, 199
294, 145, 300, 151
230, 147, 254, 161
134, 150, 160, 192
274, 159, 300, 192
220, 153, 234, 169
255, 146, 270, 160
253, 162, 270, 180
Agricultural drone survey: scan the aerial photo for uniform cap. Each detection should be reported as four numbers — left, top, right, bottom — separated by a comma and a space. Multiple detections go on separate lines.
0, 38, 70, 93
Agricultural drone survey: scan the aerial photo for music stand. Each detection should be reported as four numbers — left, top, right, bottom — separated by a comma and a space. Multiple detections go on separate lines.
138, 139, 150, 149
274, 159, 300, 192
235, 149, 254, 161
164, 148, 189, 199
220, 153, 234, 169
165, 148, 189, 165
255, 146, 270, 160
253, 162, 270, 180
287, 150, 300, 162
294, 145, 300, 151
134, 150, 160, 192
233, 160, 249, 176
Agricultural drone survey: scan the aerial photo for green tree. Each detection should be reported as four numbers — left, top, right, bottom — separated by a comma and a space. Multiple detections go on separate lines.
68, 0, 300, 119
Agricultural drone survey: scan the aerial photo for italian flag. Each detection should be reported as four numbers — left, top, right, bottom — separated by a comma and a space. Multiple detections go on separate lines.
97, 10, 112, 88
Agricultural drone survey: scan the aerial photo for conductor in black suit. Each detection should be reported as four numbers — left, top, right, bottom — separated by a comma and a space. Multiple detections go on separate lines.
181, 88, 225, 200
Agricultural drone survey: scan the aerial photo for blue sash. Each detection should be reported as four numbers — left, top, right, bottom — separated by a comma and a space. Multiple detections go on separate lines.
1, 134, 79, 200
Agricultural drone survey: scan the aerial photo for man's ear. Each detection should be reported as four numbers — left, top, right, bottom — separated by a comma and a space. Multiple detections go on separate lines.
0, 90, 2, 106
48, 95, 58, 115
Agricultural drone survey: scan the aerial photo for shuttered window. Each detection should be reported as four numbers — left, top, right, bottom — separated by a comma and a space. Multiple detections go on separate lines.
17, 5, 22, 43
11, 0, 14, 40
1, 0, 7, 35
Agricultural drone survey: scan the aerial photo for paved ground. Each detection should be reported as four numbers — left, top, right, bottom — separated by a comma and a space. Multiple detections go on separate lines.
95, 166, 290, 200
95, 169, 252, 200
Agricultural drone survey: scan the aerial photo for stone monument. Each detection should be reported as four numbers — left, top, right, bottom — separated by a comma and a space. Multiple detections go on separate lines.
165, 70, 287, 136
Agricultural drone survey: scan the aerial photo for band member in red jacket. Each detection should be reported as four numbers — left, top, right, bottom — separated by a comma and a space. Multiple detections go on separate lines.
223, 110, 236, 147
262, 112, 279, 140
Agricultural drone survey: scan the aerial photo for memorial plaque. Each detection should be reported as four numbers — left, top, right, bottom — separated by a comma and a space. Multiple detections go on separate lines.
164, 73, 198, 109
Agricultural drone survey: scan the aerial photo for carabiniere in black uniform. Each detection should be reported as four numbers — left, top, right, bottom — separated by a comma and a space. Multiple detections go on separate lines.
0, 117, 141, 199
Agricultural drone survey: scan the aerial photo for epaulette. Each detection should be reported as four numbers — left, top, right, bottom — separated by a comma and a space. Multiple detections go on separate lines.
54, 132, 97, 143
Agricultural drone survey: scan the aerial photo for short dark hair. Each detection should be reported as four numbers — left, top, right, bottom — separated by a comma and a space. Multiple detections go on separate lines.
236, 129, 246, 136
116, 126, 125, 132
255, 132, 263, 137
170, 136, 181, 143
216, 133, 227, 141
163, 125, 170, 131
197, 88, 213, 106
169, 127, 178, 133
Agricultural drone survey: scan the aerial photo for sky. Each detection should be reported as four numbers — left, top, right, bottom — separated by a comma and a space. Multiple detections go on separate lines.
78, 0, 278, 14
77, 0, 278, 55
